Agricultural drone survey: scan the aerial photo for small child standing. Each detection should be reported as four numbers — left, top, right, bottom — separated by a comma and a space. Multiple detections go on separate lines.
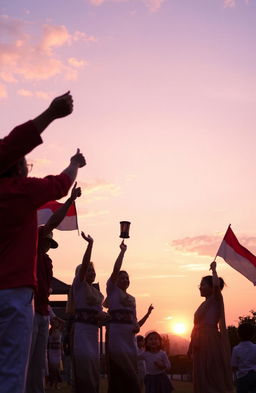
231, 323, 256, 393
139, 331, 174, 393
137, 335, 147, 392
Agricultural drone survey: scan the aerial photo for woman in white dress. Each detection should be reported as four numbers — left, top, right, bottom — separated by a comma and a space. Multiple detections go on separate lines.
71, 232, 105, 393
104, 241, 141, 393
188, 261, 233, 393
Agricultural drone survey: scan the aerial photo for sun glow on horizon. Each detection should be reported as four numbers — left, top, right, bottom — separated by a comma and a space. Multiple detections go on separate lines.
172, 322, 187, 336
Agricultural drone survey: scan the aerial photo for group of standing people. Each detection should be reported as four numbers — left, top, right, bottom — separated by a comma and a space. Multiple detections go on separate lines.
0, 91, 255, 393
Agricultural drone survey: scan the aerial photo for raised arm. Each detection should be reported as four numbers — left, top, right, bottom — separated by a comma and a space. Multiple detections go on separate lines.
41, 182, 81, 237
32, 91, 73, 134
79, 232, 94, 281
210, 261, 222, 299
138, 304, 154, 327
61, 148, 86, 184
110, 241, 127, 283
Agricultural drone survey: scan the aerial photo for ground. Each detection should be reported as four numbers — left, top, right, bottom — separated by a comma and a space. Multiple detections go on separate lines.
46, 379, 193, 393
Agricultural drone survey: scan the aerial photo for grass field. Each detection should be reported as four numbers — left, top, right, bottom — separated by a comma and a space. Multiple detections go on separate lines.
46, 379, 193, 393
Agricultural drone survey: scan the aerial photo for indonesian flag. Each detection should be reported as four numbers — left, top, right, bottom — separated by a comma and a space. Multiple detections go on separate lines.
37, 201, 78, 231
217, 225, 256, 285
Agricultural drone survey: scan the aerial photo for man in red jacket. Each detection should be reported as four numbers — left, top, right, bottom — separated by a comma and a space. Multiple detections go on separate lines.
0, 92, 86, 393
26, 183, 81, 393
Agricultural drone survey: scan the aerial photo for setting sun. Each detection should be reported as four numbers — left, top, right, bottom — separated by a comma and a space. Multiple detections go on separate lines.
172, 322, 187, 335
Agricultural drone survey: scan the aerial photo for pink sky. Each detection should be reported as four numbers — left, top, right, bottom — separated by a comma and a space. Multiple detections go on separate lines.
1, 0, 256, 337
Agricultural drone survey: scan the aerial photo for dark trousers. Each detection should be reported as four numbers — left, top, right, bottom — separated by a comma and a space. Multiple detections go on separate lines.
236, 371, 256, 393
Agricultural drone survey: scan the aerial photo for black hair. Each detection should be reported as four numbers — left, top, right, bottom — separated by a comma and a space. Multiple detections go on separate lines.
238, 323, 256, 341
118, 270, 129, 276
145, 331, 162, 351
136, 335, 144, 342
201, 275, 225, 290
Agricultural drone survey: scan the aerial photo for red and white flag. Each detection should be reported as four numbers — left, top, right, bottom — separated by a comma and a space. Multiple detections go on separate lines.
217, 225, 256, 285
37, 201, 78, 231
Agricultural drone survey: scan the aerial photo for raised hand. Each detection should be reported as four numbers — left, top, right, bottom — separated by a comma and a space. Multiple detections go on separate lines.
70, 182, 82, 201
81, 231, 94, 244
120, 240, 127, 253
70, 148, 86, 168
48, 91, 73, 119
210, 261, 217, 272
148, 304, 154, 314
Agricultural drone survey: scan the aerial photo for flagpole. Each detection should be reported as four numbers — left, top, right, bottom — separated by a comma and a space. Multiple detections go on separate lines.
74, 201, 80, 236
213, 224, 231, 262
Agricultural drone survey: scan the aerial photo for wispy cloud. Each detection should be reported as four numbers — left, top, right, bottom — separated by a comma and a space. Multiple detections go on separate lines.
0, 15, 97, 88
0, 84, 7, 98
224, 0, 236, 7
134, 274, 186, 280
171, 234, 256, 257
88, 0, 166, 12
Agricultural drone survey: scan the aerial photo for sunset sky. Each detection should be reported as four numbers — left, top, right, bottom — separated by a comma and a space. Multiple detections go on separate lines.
1, 0, 256, 338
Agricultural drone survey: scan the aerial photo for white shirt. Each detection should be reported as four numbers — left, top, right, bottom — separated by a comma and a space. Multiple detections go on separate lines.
139, 350, 170, 375
231, 341, 256, 378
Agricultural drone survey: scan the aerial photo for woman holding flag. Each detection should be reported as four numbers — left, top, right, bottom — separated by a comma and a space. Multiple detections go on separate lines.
188, 261, 233, 393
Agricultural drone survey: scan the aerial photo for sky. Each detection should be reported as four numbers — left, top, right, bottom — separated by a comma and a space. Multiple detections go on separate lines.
1, 0, 256, 338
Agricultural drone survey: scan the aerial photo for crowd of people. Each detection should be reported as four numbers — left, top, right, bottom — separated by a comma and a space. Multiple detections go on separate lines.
0, 93, 255, 393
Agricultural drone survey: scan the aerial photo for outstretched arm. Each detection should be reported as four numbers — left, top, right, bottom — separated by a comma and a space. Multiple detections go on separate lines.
110, 241, 127, 283
79, 232, 94, 281
41, 182, 81, 238
32, 91, 73, 135
138, 304, 154, 327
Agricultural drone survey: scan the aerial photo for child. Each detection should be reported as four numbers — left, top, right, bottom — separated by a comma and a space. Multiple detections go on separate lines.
231, 323, 256, 393
137, 335, 147, 392
139, 331, 174, 393
47, 320, 63, 390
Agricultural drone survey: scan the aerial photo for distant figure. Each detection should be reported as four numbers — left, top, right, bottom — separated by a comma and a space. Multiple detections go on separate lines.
231, 322, 256, 393
188, 261, 233, 393
70, 232, 106, 393
0, 92, 86, 393
139, 331, 174, 393
47, 320, 63, 390
136, 335, 147, 392
104, 241, 141, 393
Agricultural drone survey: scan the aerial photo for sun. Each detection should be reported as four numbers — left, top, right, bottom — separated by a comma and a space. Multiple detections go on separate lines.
172, 322, 186, 335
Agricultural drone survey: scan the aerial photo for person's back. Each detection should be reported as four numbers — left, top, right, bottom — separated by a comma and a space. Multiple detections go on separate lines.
231, 323, 256, 393
0, 173, 71, 290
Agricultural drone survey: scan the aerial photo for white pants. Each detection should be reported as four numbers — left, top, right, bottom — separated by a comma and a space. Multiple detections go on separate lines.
0, 287, 34, 393
25, 312, 50, 393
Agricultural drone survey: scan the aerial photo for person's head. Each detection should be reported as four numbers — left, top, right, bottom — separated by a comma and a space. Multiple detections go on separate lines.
136, 335, 145, 349
117, 270, 130, 291
0, 157, 30, 178
238, 323, 256, 341
145, 331, 162, 352
199, 275, 225, 298
75, 262, 96, 284
39, 229, 58, 253
85, 262, 96, 284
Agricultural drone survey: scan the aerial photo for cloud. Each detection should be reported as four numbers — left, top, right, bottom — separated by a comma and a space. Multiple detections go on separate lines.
68, 57, 86, 68
134, 274, 186, 280
88, 0, 166, 12
0, 15, 97, 86
17, 89, 33, 97
224, 0, 236, 6
17, 89, 50, 100
79, 180, 121, 198
171, 234, 256, 257
0, 84, 7, 98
